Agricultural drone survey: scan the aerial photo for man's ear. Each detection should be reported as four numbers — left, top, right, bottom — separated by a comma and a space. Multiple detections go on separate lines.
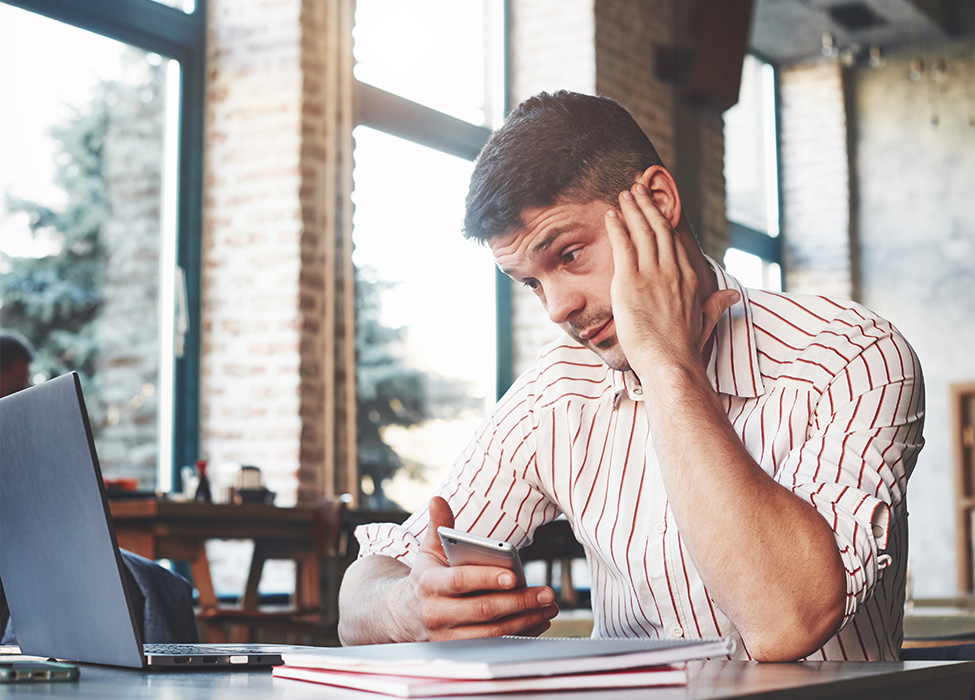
636, 166, 682, 228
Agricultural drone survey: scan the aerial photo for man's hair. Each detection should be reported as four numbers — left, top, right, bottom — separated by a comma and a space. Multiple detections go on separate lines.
464, 90, 666, 243
0, 331, 35, 371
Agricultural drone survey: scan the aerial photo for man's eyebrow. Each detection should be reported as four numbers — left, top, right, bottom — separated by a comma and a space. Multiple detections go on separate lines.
497, 226, 579, 279
528, 226, 575, 258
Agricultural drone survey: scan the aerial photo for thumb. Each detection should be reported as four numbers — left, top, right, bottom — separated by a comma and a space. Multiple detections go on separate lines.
421, 496, 455, 561
699, 289, 740, 352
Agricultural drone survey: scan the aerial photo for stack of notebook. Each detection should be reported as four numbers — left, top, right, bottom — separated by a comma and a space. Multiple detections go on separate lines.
273, 635, 733, 697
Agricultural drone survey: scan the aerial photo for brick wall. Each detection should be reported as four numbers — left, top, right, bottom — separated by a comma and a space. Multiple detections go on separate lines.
778, 59, 854, 298
594, 0, 675, 169
595, 0, 726, 260
508, 0, 596, 100
203, 0, 304, 504
203, 0, 354, 505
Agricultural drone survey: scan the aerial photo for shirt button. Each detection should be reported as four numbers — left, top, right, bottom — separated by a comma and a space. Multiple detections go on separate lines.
670, 624, 684, 638
654, 522, 666, 534
632, 387, 643, 396
872, 525, 884, 538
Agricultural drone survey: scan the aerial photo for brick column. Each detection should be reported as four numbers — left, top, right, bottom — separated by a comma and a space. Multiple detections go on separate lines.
204, 0, 355, 505
778, 59, 855, 298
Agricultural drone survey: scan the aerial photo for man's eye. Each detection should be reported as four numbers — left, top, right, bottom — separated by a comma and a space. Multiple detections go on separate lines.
562, 249, 580, 264
523, 279, 540, 290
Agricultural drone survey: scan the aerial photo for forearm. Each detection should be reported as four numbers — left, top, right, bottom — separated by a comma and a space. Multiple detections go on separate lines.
337, 555, 418, 646
642, 360, 845, 660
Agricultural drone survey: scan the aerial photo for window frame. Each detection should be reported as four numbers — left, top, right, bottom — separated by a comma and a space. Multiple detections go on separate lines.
3, 0, 206, 485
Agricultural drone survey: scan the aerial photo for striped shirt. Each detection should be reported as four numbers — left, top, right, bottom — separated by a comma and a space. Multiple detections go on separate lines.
356, 262, 924, 660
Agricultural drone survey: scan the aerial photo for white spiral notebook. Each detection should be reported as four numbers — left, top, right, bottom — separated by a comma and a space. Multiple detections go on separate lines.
280, 635, 733, 680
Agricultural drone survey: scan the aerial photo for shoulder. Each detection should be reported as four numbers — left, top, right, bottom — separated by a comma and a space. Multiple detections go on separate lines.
747, 289, 919, 386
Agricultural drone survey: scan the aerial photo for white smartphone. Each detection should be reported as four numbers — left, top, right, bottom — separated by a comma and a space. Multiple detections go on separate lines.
437, 526, 527, 588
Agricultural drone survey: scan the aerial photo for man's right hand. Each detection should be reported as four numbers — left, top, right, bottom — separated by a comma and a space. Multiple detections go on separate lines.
338, 497, 559, 645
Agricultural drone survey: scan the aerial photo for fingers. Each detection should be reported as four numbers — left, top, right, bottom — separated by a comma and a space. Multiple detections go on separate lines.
427, 561, 526, 597
521, 619, 554, 638
409, 499, 561, 642
418, 586, 559, 641
616, 183, 678, 270
605, 209, 638, 277
420, 496, 455, 563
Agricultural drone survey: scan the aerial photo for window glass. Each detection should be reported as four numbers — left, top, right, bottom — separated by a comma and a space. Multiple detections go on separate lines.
353, 0, 503, 126
0, 5, 178, 488
352, 126, 496, 511
724, 54, 779, 237
724, 248, 782, 292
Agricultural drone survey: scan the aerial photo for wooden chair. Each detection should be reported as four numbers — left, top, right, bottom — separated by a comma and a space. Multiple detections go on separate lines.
197, 495, 349, 644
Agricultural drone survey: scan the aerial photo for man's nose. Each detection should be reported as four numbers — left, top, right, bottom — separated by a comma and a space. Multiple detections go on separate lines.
544, 279, 585, 326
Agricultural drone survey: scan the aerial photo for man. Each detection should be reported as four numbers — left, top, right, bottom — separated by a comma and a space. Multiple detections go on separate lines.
338, 91, 923, 662
0, 331, 35, 397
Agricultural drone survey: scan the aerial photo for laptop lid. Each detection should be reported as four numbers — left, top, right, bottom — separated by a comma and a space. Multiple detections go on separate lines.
0, 373, 313, 668
0, 373, 147, 668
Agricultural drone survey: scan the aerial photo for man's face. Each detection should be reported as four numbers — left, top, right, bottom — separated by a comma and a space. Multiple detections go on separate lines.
489, 200, 630, 371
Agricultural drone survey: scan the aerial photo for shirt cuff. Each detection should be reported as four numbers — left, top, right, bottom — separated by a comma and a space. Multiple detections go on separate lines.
355, 521, 421, 566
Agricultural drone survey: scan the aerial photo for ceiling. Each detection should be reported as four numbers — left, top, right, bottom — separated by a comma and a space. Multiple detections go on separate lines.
749, 0, 975, 66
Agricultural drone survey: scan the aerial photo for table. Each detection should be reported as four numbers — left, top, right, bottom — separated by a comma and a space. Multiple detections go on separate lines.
903, 597, 975, 649
108, 499, 330, 641
0, 656, 972, 699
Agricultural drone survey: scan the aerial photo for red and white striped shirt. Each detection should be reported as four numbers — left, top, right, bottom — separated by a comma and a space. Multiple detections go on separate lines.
356, 263, 923, 660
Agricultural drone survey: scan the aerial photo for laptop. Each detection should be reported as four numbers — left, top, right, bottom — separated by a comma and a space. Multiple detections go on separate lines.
0, 372, 317, 668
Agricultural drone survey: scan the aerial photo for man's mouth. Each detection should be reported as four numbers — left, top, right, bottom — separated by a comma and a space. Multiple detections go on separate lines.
578, 319, 614, 346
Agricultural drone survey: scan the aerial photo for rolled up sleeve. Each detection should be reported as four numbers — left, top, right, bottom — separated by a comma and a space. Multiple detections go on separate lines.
778, 333, 923, 629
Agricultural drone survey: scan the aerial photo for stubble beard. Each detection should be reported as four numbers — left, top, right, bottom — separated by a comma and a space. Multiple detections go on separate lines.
564, 314, 631, 372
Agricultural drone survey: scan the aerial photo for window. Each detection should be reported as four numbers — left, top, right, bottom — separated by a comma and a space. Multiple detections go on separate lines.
352, 0, 506, 511
0, 0, 205, 490
724, 54, 782, 291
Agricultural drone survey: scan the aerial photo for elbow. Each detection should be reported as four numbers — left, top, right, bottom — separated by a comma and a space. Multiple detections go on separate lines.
744, 577, 846, 662
746, 604, 844, 662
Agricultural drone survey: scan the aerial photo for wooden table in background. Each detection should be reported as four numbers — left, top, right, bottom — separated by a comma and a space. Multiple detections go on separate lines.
108, 499, 323, 641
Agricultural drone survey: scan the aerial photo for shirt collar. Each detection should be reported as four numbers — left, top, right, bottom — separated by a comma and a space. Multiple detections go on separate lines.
706, 258, 765, 398
610, 257, 765, 401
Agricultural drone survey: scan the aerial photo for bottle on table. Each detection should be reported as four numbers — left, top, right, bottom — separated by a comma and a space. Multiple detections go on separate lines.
194, 459, 212, 503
